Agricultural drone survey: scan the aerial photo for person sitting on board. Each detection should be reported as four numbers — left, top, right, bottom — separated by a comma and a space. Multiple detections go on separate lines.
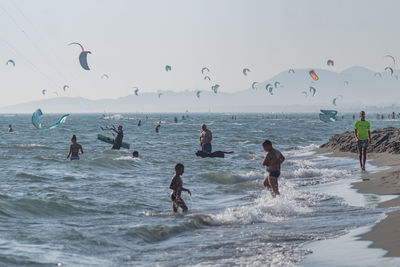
67, 134, 83, 160
112, 125, 124, 150
262, 139, 285, 198
8, 124, 13, 133
170, 163, 191, 213
132, 151, 139, 158
199, 124, 212, 153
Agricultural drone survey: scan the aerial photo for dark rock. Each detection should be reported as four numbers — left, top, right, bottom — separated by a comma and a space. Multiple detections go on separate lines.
320, 127, 400, 154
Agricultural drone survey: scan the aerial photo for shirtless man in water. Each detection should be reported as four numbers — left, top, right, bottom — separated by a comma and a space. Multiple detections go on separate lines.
67, 135, 83, 160
262, 139, 285, 197
199, 124, 212, 153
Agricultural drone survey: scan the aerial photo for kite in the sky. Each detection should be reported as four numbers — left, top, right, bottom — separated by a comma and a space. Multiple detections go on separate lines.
165, 65, 172, 72
309, 69, 319, 81
133, 87, 139, 95
201, 67, 210, 74
265, 84, 273, 95
242, 68, 250, 76
332, 95, 343, 106
63, 85, 69, 91
211, 84, 220, 94
374, 72, 382, 78
204, 76, 211, 81
384, 55, 395, 65
288, 69, 295, 74
101, 74, 109, 79
196, 91, 201, 98
344, 81, 349, 86
42, 89, 47, 95
274, 81, 280, 88
301, 91, 308, 97
6, 59, 15, 67
309, 86, 316, 96
69, 42, 91, 70
327, 59, 334, 66
252, 82, 258, 89
32, 109, 70, 130
385, 66, 394, 76
158, 92, 163, 98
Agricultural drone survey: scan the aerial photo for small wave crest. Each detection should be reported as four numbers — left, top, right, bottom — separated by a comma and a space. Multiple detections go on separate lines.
201, 171, 264, 184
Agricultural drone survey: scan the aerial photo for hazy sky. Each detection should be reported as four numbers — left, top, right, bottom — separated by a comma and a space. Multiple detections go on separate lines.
0, 0, 399, 107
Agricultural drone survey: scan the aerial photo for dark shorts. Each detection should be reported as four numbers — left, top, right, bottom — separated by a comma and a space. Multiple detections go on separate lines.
268, 170, 281, 178
70, 155, 80, 160
202, 143, 212, 153
357, 140, 369, 149
170, 192, 188, 212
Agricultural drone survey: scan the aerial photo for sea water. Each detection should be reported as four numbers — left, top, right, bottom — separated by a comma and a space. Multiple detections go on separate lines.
0, 113, 399, 266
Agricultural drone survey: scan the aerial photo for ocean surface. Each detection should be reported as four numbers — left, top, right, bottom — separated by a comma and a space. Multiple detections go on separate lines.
0, 113, 399, 267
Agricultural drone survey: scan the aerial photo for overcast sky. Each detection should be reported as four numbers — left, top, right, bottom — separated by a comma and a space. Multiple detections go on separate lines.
0, 0, 399, 107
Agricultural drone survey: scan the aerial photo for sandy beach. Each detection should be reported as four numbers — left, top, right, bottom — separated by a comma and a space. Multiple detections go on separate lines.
319, 148, 400, 257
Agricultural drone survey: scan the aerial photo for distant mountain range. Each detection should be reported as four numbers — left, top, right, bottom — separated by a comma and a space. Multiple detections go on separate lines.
1, 66, 399, 113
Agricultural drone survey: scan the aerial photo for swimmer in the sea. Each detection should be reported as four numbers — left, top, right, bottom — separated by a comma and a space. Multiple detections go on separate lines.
8, 124, 13, 133
132, 151, 139, 158
169, 163, 191, 213
67, 134, 83, 160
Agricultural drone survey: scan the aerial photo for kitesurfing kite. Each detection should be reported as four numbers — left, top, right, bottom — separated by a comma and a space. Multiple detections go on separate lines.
201, 67, 210, 74
63, 85, 69, 91
309, 69, 319, 81
384, 55, 396, 65
344, 81, 349, 86
204, 76, 211, 81
301, 91, 308, 97
252, 82, 258, 90
165, 65, 172, 72
327, 59, 334, 66
158, 92, 163, 98
133, 87, 139, 95
385, 66, 394, 76
374, 72, 382, 78
32, 109, 70, 130
332, 95, 343, 106
274, 81, 280, 88
211, 84, 220, 94
288, 69, 295, 74
6, 59, 15, 67
196, 91, 201, 98
69, 42, 91, 71
309, 86, 316, 96
42, 89, 47, 95
101, 74, 109, 79
242, 68, 250, 76
265, 84, 273, 95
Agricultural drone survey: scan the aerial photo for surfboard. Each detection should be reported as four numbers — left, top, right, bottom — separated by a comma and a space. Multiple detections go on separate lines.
97, 134, 130, 149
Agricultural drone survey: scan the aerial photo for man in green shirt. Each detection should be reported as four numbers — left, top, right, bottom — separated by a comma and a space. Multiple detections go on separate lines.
354, 111, 371, 171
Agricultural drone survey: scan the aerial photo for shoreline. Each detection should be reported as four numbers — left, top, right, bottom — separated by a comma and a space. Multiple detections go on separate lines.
318, 148, 400, 257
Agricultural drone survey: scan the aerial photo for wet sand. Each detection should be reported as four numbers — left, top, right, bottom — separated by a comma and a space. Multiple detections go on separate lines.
319, 148, 400, 257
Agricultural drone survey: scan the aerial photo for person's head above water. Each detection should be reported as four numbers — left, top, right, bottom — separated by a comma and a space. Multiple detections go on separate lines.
175, 163, 184, 175
262, 139, 273, 152
132, 151, 139, 158
118, 125, 123, 130
201, 124, 207, 131
71, 134, 77, 143
360, 111, 366, 121
8, 124, 12, 128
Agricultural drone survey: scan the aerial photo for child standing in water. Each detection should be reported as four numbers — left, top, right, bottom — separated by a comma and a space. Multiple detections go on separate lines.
262, 140, 285, 197
67, 135, 84, 160
169, 163, 191, 213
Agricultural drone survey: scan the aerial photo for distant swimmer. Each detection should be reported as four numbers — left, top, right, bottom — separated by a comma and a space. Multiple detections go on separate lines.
354, 111, 371, 171
155, 124, 161, 133
169, 163, 191, 213
132, 151, 139, 158
174, 117, 178, 123
67, 134, 83, 160
199, 124, 212, 153
112, 125, 124, 150
262, 140, 285, 198
8, 124, 13, 133
138, 120, 142, 126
